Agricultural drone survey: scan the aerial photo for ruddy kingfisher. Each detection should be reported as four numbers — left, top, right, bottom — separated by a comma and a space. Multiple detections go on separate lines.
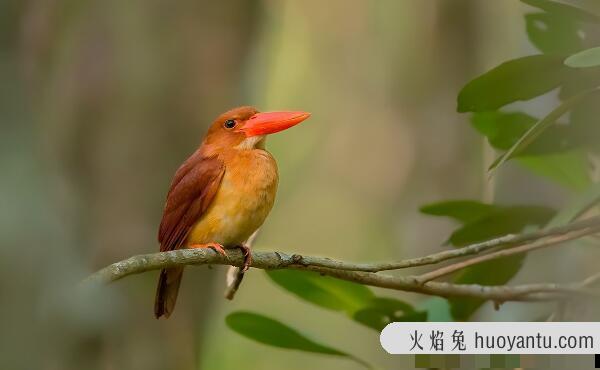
154, 106, 311, 318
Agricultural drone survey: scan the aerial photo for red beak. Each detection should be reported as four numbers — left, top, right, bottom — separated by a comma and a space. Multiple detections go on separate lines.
240, 111, 311, 137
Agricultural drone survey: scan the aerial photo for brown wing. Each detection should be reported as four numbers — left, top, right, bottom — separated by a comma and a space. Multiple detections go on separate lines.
158, 149, 225, 251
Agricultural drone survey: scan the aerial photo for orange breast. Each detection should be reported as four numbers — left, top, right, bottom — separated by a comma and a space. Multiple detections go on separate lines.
186, 149, 278, 246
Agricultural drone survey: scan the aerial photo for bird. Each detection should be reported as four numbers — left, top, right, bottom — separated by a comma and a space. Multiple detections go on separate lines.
154, 106, 311, 318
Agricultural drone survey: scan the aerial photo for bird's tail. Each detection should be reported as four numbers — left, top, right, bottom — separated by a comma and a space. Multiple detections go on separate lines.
154, 267, 184, 319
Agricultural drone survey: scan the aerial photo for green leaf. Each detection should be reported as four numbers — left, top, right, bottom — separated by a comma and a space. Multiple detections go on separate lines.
547, 182, 600, 227
266, 269, 374, 315
226, 311, 372, 368
565, 47, 600, 68
525, 12, 584, 55
419, 200, 496, 224
472, 111, 536, 149
440, 204, 554, 320
353, 298, 427, 331
449, 254, 526, 321
521, 0, 600, 23
421, 201, 556, 319
517, 150, 590, 192
421, 201, 555, 245
457, 55, 571, 113
489, 88, 599, 173
418, 297, 453, 322
472, 111, 574, 155
226, 311, 346, 355
266, 270, 425, 333
568, 91, 600, 152
448, 206, 555, 246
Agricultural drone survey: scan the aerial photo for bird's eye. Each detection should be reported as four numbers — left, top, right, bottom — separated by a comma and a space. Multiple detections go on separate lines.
224, 119, 236, 129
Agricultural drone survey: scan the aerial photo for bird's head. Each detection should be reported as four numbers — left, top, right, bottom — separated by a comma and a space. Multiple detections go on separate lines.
203, 106, 311, 150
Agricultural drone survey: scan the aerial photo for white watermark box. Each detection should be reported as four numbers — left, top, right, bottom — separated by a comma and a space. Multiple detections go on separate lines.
380, 322, 600, 354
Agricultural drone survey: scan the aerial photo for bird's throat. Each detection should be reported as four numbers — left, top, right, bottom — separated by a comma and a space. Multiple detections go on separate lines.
236, 135, 266, 150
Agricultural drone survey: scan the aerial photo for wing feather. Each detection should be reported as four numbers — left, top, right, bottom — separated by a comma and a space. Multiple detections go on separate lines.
158, 149, 224, 252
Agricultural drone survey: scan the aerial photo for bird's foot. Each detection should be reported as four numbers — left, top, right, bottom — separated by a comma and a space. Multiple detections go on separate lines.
189, 242, 228, 257
236, 244, 252, 272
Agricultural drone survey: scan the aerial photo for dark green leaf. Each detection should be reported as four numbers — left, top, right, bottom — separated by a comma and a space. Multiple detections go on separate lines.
443, 204, 554, 320
419, 200, 496, 224
517, 150, 590, 192
521, 0, 600, 23
353, 298, 427, 331
267, 271, 426, 334
472, 111, 574, 155
526, 12, 584, 55
569, 91, 600, 150
457, 55, 571, 113
449, 255, 526, 320
418, 297, 453, 322
226, 311, 373, 369
226, 311, 373, 368
448, 206, 555, 246
266, 269, 374, 315
565, 47, 600, 68
226, 311, 347, 356
472, 111, 536, 149
489, 88, 599, 173
421, 201, 554, 245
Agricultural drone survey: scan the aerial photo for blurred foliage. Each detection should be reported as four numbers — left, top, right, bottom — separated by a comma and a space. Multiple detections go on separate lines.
352, 298, 428, 331
266, 269, 375, 315
225, 270, 426, 363
460, 1, 600, 176
417, 297, 454, 322
548, 182, 600, 227
225, 312, 362, 362
421, 201, 555, 246
457, 55, 572, 113
471, 111, 574, 155
227, 0, 600, 366
421, 201, 554, 319
565, 46, 600, 66
266, 269, 426, 330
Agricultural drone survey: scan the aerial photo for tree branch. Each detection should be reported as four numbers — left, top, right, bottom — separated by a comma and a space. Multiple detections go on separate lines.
83, 216, 600, 303
83, 247, 600, 303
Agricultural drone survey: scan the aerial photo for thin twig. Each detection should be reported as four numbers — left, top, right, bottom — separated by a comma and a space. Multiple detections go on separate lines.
580, 271, 600, 287
298, 215, 600, 273
415, 224, 600, 283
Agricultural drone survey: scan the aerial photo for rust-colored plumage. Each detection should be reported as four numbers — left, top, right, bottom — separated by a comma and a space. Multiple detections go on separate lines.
154, 106, 310, 318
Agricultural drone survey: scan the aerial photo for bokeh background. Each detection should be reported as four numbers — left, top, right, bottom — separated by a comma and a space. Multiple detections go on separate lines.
2, 1, 600, 369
